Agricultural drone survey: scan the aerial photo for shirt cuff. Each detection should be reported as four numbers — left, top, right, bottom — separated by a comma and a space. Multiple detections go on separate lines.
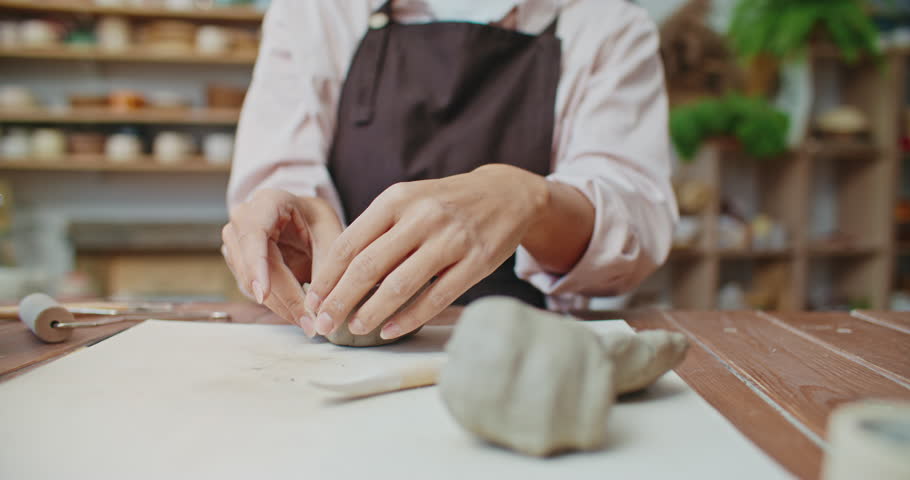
514, 170, 667, 297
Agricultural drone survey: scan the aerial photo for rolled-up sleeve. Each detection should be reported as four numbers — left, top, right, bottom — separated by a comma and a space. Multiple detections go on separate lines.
227, 0, 352, 221
515, 4, 678, 297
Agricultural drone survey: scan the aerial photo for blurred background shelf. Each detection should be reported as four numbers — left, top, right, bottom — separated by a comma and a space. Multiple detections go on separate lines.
717, 248, 794, 260
0, 0, 265, 21
804, 138, 881, 161
0, 107, 240, 125
0, 0, 256, 302
808, 245, 882, 257
0, 156, 231, 173
0, 47, 258, 65
668, 247, 705, 260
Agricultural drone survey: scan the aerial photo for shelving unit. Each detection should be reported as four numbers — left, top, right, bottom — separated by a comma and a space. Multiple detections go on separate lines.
0, 156, 231, 173
0, 47, 257, 65
716, 248, 793, 260
0, 107, 240, 125
0, 1, 258, 301
0, 0, 264, 21
657, 48, 904, 310
892, 50, 910, 306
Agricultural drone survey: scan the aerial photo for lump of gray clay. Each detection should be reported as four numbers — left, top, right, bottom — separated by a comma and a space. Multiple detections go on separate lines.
438, 296, 616, 456
437, 296, 690, 457
598, 329, 689, 395
302, 283, 425, 347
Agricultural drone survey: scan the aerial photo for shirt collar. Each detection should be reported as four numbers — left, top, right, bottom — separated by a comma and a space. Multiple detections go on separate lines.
369, 0, 566, 34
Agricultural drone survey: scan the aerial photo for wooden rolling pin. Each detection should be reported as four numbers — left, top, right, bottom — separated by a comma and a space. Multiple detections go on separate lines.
0, 300, 175, 319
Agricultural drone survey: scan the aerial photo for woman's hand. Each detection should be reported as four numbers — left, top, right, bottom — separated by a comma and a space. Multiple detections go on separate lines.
221, 188, 343, 335
304, 164, 550, 340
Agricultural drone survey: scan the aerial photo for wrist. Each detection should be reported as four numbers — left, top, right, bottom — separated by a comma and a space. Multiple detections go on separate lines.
473, 164, 550, 224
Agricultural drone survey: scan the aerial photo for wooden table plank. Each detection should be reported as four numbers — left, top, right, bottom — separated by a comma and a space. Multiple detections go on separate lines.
0, 319, 137, 379
762, 311, 910, 385
662, 311, 910, 438
851, 310, 910, 333
626, 311, 822, 480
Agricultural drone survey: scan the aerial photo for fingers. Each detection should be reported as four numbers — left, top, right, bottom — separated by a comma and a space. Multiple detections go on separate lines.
221, 243, 252, 299
303, 206, 343, 278
305, 189, 402, 324
347, 236, 461, 335
312, 223, 421, 336
223, 224, 314, 335
223, 239, 298, 326
227, 190, 299, 303
379, 259, 478, 340
263, 241, 316, 336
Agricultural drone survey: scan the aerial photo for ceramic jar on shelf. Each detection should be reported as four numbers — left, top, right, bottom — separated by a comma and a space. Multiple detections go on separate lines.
0, 86, 37, 110
0, 128, 31, 160
196, 25, 230, 55
68, 132, 107, 156
153, 131, 194, 164
20, 20, 59, 48
106, 132, 142, 163
203, 133, 234, 165
96, 16, 131, 52
31, 129, 66, 161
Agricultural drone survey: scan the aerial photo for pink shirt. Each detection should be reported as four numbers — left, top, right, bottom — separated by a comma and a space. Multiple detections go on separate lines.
228, 0, 678, 300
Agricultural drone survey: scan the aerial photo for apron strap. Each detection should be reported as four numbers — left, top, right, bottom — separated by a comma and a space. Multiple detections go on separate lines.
353, 1, 395, 125
542, 12, 559, 37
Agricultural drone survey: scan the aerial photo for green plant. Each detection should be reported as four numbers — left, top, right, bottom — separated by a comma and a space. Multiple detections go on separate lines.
729, 0, 881, 63
670, 94, 790, 161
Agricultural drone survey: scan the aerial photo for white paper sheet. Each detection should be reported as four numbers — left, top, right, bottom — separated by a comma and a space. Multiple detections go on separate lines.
0, 320, 790, 479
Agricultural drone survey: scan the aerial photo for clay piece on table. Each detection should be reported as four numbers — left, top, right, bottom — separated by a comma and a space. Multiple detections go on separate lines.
438, 296, 689, 457
596, 329, 689, 395
438, 296, 616, 457
302, 283, 424, 347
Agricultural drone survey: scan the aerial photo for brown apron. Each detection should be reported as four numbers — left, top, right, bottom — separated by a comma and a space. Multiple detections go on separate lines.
327, 1, 561, 307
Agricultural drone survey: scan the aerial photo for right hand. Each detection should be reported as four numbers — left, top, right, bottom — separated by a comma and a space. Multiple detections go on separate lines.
221, 188, 343, 335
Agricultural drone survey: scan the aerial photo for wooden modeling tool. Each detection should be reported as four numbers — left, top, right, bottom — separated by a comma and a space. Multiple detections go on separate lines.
309, 358, 445, 398
17, 293, 230, 343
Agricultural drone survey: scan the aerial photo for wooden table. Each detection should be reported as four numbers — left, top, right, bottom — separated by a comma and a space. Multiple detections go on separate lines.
2, 306, 909, 479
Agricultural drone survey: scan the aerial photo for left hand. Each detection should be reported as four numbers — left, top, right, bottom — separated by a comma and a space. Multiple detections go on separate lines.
304, 164, 549, 340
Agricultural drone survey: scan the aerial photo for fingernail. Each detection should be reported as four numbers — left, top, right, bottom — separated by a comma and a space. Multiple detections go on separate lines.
305, 290, 321, 314
316, 312, 334, 335
299, 315, 314, 337
349, 317, 365, 334
252, 281, 264, 304
380, 322, 401, 340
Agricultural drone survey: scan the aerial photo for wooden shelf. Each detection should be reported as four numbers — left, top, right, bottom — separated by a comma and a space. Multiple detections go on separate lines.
0, 47, 257, 65
0, 0, 264, 22
0, 107, 240, 125
668, 247, 704, 260
804, 138, 880, 161
808, 244, 881, 257
0, 156, 230, 173
813, 44, 910, 61
718, 248, 793, 260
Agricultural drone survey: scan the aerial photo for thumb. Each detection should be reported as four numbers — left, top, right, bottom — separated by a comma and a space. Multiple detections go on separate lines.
308, 217, 343, 281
